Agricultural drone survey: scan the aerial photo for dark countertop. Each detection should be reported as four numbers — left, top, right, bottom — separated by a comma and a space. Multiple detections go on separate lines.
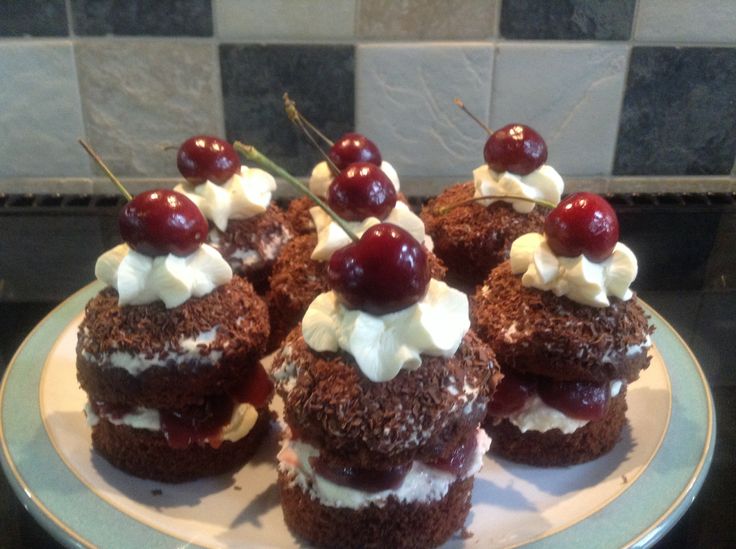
1, 194, 734, 548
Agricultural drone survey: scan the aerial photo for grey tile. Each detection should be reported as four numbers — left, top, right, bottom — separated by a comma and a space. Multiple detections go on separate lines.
491, 43, 628, 177
635, 0, 736, 43
500, 0, 635, 40
220, 44, 354, 176
76, 41, 221, 177
0, 42, 89, 178
356, 43, 494, 178
357, 0, 496, 40
0, 0, 68, 36
71, 0, 213, 36
216, 0, 356, 41
614, 47, 736, 176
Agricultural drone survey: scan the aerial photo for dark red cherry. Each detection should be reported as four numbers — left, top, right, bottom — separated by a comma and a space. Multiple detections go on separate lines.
483, 123, 547, 175
230, 363, 273, 409
544, 192, 619, 262
327, 162, 397, 221
119, 189, 208, 257
486, 371, 537, 417
177, 135, 241, 185
427, 432, 478, 477
327, 223, 430, 315
537, 378, 610, 421
328, 132, 382, 171
160, 394, 234, 449
310, 457, 411, 492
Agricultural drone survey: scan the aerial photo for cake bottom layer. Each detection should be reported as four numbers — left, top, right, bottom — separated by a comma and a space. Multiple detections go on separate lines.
91, 407, 271, 483
485, 391, 628, 467
278, 471, 474, 549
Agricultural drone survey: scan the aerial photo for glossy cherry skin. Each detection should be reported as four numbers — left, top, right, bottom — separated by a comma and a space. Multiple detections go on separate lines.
427, 432, 478, 477
537, 378, 610, 421
483, 123, 547, 175
328, 132, 382, 171
310, 457, 411, 493
177, 135, 241, 185
327, 162, 397, 221
486, 371, 537, 417
327, 223, 430, 315
119, 189, 208, 257
544, 192, 620, 262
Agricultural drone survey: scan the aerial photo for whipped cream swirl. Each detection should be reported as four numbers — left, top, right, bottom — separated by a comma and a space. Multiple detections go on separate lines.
509, 233, 638, 307
174, 166, 276, 231
309, 160, 400, 198
302, 279, 469, 382
310, 202, 430, 261
96, 243, 232, 309
473, 164, 564, 213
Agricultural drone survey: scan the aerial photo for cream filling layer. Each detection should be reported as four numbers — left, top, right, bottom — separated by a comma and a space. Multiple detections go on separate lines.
277, 428, 490, 509
84, 401, 259, 445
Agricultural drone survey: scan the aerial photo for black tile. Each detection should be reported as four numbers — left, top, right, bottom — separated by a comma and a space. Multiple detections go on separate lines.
703, 212, 736, 290
690, 291, 736, 387
499, 0, 634, 40
220, 44, 355, 176
70, 0, 212, 36
0, 0, 68, 37
614, 47, 736, 176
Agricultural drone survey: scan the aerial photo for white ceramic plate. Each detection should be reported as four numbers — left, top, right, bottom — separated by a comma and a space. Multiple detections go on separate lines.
0, 282, 715, 548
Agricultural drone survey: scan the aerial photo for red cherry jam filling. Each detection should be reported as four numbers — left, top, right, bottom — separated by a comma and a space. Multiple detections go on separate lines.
160, 394, 234, 449
484, 123, 547, 176
327, 162, 397, 221
426, 432, 478, 477
487, 373, 613, 422
177, 135, 241, 185
310, 457, 412, 493
544, 192, 620, 263
229, 363, 274, 410
328, 133, 382, 171
119, 189, 209, 257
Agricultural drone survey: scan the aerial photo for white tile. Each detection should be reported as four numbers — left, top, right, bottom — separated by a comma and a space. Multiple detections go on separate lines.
215, 0, 356, 41
491, 42, 629, 177
356, 43, 494, 178
635, 0, 736, 43
0, 42, 90, 178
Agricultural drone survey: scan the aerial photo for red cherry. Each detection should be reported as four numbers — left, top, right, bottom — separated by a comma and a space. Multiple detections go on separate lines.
328, 132, 382, 171
327, 162, 397, 221
119, 189, 209, 257
177, 135, 241, 185
310, 457, 411, 492
160, 394, 234, 449
544, 192, 619, 262
230, 363, 273, 409
537, 378, 610, 421
327, 223, 430, 315
486, 371, 537, 417
427, 432, 478, 476
483, 123, 547, 175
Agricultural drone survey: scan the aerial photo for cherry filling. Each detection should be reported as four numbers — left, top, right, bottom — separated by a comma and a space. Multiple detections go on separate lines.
160, 395, 233, 449
426, 432, 479, 477
229, 363, 274, 409
487, 373, 613, 422
309, 457, 412, 493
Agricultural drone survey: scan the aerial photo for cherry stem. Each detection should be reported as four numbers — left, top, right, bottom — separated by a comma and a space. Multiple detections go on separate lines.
78, 139, 133, 201
283, 93, 341, 175
233, 141, 359, 243
436, 195, 556, 215
453, 98, 492, 136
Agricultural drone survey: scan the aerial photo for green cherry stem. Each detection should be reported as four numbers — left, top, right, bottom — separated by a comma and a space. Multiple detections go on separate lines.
78, 139, 133, 201
436, 194, 557, 215
453, 98, 492, 136
233, 141, 359, 243
283, 92, 340, 175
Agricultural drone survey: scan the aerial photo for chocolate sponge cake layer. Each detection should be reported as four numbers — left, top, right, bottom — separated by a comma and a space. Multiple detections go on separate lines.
473, 262, 653, 384
76, 277, 269, 409
90, 407, 272, 483
486, 390, 628, 467
209, 203, 293, 293
421, 182, 548, 291
272, 329, 499, 468
278, 471, 474, 549
266, 234, 447, 353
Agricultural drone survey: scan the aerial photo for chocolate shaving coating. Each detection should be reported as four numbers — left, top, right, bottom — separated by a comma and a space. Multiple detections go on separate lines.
420, 182, 547, 292
472, 262, 654, 383
209, 203, 293, 292
272, 328, 500, 468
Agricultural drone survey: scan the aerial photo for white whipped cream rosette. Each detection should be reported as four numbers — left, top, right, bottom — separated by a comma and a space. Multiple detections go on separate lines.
309, 201, 432, 261
301, 279, 469, 382
95, 243, 233, 309
509, 232, 638, 308
473, 163, 564, 213
309, 160, 400, 198
174, 166, 276, 232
